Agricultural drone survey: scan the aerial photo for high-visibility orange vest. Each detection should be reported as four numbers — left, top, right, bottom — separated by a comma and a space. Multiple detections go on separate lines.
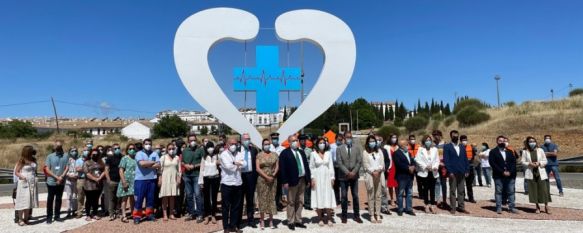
465, 144, 473, 160
408, 144, 420, 158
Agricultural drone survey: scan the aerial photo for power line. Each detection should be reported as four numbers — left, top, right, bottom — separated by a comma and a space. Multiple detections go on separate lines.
0, 100, 50, 108
54, 99, 156, 114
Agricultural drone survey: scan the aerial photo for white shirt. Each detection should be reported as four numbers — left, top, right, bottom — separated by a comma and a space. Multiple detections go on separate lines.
453, 143, 460, 156
269, 144, 285, 155
292, 149, 306, 177
365, 150, 383, 174
480, 149, 491, 168
500, 149, 507, 161
198, 155, 220, 183
240, 146, 253, 173
330, 143, 339, 162
219, 150, 246, 186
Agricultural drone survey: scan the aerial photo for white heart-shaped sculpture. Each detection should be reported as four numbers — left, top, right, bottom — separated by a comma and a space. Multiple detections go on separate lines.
174, 8, 355, 146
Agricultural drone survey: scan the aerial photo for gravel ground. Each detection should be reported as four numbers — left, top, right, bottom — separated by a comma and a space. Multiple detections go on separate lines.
2, 177, 582, 233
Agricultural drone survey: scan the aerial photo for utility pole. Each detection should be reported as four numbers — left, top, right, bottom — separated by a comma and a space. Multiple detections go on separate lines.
495, 75, 501, 108
569, 83, 574, 93
51, 97, 60, 134
349, 109, 353, 133
300, 42, 305, 135
551, 89, 554, 101
356, 110, 359, 133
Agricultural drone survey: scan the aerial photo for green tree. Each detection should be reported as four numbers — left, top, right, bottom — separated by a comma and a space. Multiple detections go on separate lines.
377, 125, 401, 139
404, 116, 429, 133
388, 105, 395, 121
200, 127, 209, 135
152, 115, 189, 138
456, 106, 490, 127
569, 88, 583, 97
0, 120, 38, 138
453, 98, 488, 114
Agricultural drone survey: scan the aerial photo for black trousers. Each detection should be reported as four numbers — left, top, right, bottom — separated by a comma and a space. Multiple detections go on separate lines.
420, 173, 437, 205
333, 167, 341, 205
221, 184, 242, 230
46, 185, 65, 220
240, 172, 257, 222
275, 180, 283, 209
203, 176, 220, 217
465, 167, 476, 201
416, 175, 423, 198
84, 189, 101, 217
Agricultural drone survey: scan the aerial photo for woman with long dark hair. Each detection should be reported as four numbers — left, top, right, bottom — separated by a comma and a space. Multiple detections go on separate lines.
83, 149, 105, 221
363, 135, 384, 223
14, 145, 39, 226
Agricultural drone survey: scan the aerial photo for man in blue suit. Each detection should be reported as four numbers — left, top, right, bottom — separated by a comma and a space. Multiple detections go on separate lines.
443, 130, 470, 214
489, 135, 518, 214
393, 139, 417, 216
279, 135, 311, 231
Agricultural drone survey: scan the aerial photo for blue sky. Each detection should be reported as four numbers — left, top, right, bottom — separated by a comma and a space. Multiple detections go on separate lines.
0, 0, 582, 118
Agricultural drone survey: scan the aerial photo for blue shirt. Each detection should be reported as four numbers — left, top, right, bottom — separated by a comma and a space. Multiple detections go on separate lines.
45, 152, 70, 186
541, 143, 559, 166
75, 158, 86, 178
135, 150, 160, 180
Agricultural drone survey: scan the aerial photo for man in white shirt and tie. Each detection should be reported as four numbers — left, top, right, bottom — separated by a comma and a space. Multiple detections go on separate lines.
238, 133, 259, 228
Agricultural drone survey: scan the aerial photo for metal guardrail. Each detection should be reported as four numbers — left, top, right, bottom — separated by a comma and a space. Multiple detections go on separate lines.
0, 168, 45, 182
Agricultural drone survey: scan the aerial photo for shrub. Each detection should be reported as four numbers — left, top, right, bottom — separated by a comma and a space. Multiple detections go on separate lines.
569, 88, 583, 97
504, 101, 516, 107
152, 115, 189, 138
456, 106, 490, 127
431, 113, 444, 121
377, 125, 400, 140
444, 115, 456, 127
393, 117, 404, 127
404, 116, 429, 133
453, 98, 488, 114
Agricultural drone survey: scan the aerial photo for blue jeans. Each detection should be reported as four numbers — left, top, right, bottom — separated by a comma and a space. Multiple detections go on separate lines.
545, 165, 563, 193
481, 167, 492, 186
339, 179, 360, 216
396, 176, 413, 212
494, 178, 515, 211
435, 177, 442, 201
183, 175, 203, 217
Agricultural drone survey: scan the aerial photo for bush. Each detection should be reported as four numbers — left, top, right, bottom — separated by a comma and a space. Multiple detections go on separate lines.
404, 116, 429, 133
569, 88, 583, 97
456, 106, 490, 127
152, 115, 189, 138
393, 117, 404, 127
200, 127, 209, 135
444, 115, 456, 127
0, 120, 38, 138
431, 113, 444, 121
453, 98, 488, 114
376, 125, 400, 140
504, 101, 516, 107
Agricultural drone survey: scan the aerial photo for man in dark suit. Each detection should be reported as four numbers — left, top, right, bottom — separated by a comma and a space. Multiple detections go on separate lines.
489, 135, 518, 214
394, 139, 416, 216
336, 132, 363, 223
443, 130, 470, 214
279, 135, 311, 231
238, 133, 259, 228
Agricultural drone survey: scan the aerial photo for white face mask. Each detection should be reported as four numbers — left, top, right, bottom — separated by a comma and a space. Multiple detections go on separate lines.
168, 149, 175, 155
318, 143, 326, 151
190, 141, 197, 147
207, 148, 215, 154
106, 151, 113, 156
544, 139, 551, 144
144, 144, 152, 151
263, 145, 271, 151
409, 140, 416, 145
291, 141, 299, 149
229, 145, 237, 153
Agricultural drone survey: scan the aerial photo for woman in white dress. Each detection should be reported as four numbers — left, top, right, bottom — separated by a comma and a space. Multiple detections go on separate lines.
310, 138, 336, 227
362, 135, 385, 223
415, 135, 440, 214
14, 145, 39, 226
158, 143, 181, 221
64, 147, 79, 218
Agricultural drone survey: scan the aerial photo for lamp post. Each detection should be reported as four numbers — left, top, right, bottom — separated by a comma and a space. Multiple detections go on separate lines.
494, 75, 501, 108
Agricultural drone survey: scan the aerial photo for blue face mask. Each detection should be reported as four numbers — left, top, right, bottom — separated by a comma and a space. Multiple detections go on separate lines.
272, 139, 279, 145
368, 142, 377, 149
82, 151, 89, 157
425, 141, 432, 148
242, 140, 250, 148
336, 141, 342, 146
346, 139, 353, 145
114, 148, 121, 155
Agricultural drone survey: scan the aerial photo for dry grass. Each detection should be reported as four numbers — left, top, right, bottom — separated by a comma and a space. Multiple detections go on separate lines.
429, 96, 583, 157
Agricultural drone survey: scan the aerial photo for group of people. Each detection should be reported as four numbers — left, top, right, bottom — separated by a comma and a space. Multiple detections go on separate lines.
11, 130, 563, 232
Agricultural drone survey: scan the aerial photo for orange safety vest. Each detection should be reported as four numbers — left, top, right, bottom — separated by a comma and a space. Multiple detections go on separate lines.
408, 144, 420, 158
465, 144, 473, 160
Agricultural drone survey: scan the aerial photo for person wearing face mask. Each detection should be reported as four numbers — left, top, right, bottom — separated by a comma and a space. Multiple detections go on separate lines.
256, 139, 279, 230
74, 147, 89, 218
117, 144, 137, 223
83, 149, 105, 221
431, 130, 448, 209
159, 143, 182, 221
238, 133, 259, 228
335, 132, 363, 224
415, 135, 439, 214
64, 147, 79, 218
100, 146, 114, 217
105, 144, 123, 220
182, 134, 205, 223
385, 134, 399, 208
220, 138, 246, 233
489, 135, 518, 214
407, 135, 422, 200
443, 130, 470, 215
133, 138, 161, 224
331, 134, 344, 205
278, 135, 311, 230
45, 140, 70, 224
479, 143, 492, 188
460, 135, 476, 203
521, 137, 551, 214
198, 142, 221, 225
362, 136, 385, 223
269, 132, 286, 211
541, 135, 562, 197
309, 137, 337, 227
394, 139, 416, 216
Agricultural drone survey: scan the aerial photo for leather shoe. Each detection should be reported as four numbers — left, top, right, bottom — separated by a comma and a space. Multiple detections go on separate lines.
341, 216, 347, 224
288, 224, 295, 230
295, 223, 307, 228
354, 217, 363, 223
406, 211, 416, 216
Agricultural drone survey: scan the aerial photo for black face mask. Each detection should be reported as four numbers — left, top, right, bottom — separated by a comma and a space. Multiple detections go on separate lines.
451, 136, 459, 144
55, 146, 64, 154
498, 143, 506, 149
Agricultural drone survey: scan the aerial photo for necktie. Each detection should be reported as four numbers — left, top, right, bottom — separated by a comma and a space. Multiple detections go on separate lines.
294, 150, 303, 176
348, 146, 351, 157
244, 148, 249, 171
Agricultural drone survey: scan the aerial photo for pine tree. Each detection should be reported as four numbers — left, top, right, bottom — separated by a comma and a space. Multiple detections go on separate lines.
388, 105, 394, 121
